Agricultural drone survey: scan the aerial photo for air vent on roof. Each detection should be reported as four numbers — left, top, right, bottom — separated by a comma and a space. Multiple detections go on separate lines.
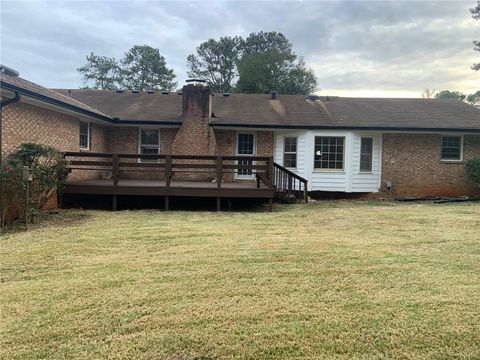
162, 91, 170, 95
306, 95, 320, 101
0, 64, 20, 77
116, 90, 124, 93
147, 90, 155, 94
270, 91, 277, 100
177, 92, 183, 95
132, 90, 139, 94
223, 93, 230, 97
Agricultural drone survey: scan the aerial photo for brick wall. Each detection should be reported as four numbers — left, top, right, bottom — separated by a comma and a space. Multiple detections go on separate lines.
381, 133, 480, 196
1, 101, 109, 212
107, 127, 179, 180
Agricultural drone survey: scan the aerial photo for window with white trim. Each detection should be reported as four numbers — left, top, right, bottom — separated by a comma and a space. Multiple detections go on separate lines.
139, 129, 160, 162
314, 136, 345, 170
360, 137, 373, 172
441, 136, 462, 161
283, 136, 297, 168
79, 121, 90, 149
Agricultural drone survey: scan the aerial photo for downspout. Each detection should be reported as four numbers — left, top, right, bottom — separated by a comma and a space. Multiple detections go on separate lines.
0, 92, 21, 229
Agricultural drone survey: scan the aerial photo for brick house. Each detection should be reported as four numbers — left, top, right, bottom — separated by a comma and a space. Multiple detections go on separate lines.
1, 67, 480, 210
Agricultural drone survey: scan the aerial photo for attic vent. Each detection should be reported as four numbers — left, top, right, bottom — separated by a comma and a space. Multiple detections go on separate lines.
162, 91, 170, 95
0, 64, 19, 77
132, 90, 139, 94
116, 90, 124, 93
147, 90, 155, 94
223, 93, 230, 97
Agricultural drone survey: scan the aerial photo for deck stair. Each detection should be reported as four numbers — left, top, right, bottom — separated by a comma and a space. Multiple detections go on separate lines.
272, 163, 308, 203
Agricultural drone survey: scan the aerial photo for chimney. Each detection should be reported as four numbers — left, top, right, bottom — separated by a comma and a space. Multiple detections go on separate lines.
171, 79, 217, 156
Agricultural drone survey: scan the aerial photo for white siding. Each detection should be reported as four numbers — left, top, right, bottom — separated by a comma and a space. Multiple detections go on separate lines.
350, 133, 382, 192
274, 130, 383, 193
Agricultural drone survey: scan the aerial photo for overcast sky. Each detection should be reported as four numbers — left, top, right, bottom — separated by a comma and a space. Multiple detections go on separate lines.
1, 0, 479, 97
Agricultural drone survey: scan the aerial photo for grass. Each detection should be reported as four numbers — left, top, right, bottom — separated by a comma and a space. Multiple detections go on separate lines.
1, 201, 479, 359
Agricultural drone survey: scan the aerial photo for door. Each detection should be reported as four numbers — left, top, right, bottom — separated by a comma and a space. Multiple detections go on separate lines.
236, 132, 256, 179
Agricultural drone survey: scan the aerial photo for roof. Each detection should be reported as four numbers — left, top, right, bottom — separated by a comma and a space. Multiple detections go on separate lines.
2, 70, 479, 131
55, 89, 480, 131
54, 89, 182, 123
0, 73, 112, 121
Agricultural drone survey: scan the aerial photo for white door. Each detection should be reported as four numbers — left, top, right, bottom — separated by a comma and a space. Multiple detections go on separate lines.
236, 132, 256, 180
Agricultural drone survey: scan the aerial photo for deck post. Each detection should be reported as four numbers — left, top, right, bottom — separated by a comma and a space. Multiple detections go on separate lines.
165, 196, 169, 211
112, 154, 119, 186
165, 155, 172, 188
216, 156, 223, 188
267, 157, 274, 188
112, 195, 117, 211
216, 197, 221, 211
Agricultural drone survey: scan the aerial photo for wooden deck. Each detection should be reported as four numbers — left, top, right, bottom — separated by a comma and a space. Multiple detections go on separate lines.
63, 178, 273, 198
61, 152, 308, 211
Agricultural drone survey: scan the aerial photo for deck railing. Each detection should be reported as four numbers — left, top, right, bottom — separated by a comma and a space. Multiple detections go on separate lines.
273, 162, 308, 203
63, 152, 274, 189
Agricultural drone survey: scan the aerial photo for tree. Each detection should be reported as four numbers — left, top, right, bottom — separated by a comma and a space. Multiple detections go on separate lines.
240, 31, 293, 57
77, 53, 120, 90
466, 91, 480, 107
187, 36, 242, 93
471, 1, 480, 71
121, 45, 177, 91
236, 50, 317, 95
186, 31, 318, 95
235, 31, 318, 94
421, 88, 436, 98
434, 90, 466, 100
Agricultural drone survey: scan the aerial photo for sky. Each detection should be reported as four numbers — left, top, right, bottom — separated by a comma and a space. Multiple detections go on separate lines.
1, 0, 479, 98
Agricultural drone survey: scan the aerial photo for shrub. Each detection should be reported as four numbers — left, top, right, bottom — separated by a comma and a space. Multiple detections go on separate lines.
465, 157, 480, 186
1, 143, 67, 227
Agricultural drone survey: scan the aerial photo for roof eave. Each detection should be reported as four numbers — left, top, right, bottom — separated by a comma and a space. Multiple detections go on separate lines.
209, 123, 480, 133
0, 81, 114, 123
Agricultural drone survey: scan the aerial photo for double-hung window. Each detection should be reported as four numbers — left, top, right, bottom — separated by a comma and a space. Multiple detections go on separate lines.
359, 137, 373, 172
79, 121, 90, 149
283, 136, 297, 168
314, 136, 345, 170
441, 136, 462, 161
139, 129, 160, 162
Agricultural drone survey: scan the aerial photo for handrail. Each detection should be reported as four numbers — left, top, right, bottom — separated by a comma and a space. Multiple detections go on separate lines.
272, 162, 308, 203
63, 152, 275, 190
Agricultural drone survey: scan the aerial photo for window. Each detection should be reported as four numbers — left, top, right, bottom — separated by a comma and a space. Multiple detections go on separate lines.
360, 137, 373, 172
314, 136, 345, 170
139, 129, 160, 162
441, 136, 462, 161
283, 137, 297, 168
79, 121, 90, 149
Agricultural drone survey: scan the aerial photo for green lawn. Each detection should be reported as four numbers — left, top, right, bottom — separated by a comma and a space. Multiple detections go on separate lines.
1, 201, 479, 359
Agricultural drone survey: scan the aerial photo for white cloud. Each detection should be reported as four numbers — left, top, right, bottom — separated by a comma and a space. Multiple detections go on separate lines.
1, 0, 478, 97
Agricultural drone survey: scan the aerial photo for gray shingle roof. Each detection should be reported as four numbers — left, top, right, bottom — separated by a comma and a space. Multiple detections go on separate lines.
54, 89, 480, 131
0, 73, 111, 119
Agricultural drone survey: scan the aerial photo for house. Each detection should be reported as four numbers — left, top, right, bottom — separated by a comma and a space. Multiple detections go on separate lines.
1, 65, 480, 211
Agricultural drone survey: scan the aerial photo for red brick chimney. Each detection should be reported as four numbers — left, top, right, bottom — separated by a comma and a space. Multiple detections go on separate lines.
172, 81, 218, 155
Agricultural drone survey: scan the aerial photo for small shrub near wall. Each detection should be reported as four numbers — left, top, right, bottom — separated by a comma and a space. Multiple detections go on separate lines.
465, 157, 480, 187
1, 143, 67, 228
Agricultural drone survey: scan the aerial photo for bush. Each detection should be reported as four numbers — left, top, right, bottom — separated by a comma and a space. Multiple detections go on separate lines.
1, 143, 67, 227
465, 157, 480, 186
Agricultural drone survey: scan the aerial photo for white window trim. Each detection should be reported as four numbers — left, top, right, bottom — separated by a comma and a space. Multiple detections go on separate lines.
440, 135, 464, 162
313, 136, 346, 172
79, 121, 90, 150
359, 137, 374, 173
235, 132, 256, 180
283, 136, 298, 169
138, 128, 160, 163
